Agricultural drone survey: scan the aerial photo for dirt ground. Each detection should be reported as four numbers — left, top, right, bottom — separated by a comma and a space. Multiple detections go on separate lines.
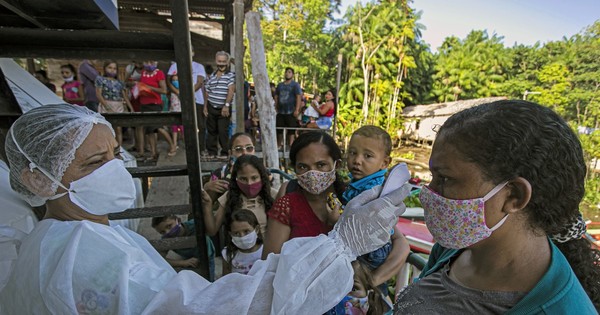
392, 143, 432, 182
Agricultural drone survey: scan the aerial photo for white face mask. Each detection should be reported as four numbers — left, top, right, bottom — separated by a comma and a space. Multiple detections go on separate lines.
231, 230, 258, 250
49, 159, 136, 215
63, 76, 74, 82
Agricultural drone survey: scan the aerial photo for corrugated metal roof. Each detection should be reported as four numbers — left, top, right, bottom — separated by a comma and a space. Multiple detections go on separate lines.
403, 97, 508, 118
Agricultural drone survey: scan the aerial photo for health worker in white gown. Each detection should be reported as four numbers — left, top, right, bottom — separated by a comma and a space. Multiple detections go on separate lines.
0, 104, 411, 315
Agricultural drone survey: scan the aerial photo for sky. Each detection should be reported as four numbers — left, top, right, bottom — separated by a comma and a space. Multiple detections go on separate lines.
337, 0, 600, 50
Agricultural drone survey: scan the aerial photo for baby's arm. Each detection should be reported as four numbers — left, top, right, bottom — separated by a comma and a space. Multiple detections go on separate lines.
371, 226, 410, 286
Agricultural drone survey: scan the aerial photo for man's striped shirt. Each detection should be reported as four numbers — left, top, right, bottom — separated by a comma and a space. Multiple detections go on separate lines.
205, 71, 235, 108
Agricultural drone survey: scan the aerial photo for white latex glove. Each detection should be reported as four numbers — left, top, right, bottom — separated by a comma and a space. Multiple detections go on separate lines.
330, 183, 411, 257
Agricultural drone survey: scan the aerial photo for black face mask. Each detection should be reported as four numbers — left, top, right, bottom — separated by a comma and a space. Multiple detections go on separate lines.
217, 65, 227, 71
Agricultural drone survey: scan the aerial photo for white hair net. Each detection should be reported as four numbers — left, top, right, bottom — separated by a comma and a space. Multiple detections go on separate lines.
5, 104, 113, 206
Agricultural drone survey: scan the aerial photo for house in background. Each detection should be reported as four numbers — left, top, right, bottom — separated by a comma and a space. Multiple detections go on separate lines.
400, 97, 507, 143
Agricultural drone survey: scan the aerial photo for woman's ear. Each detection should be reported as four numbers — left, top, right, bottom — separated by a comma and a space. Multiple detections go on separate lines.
20, 168, 56, 197
504, 177, 532, 214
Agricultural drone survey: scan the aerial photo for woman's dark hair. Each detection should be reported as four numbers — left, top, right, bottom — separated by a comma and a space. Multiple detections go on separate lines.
224, 209, 263, 266
353, 259, 387, 315
229, 132, 254, 149
225, 155, 273, 225
289, 131, 345, 195
35, 70, 49, 80
325, 89, 337, 115
102, 60, 118, 77
60, 64, 78, 80
439, 99, 599, 307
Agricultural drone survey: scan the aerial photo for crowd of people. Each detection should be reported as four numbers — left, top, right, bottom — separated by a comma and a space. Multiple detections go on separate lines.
36, 56, 337, 164
5, 62, 599, 314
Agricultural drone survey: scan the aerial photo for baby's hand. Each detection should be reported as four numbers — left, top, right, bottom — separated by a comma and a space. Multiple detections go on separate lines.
326, 193, 343, 225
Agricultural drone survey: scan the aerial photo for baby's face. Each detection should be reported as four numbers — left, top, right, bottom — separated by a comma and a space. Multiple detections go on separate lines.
347, 135, 390, 180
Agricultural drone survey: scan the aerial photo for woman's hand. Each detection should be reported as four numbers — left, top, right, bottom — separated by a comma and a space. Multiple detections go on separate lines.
325, 193, 343, 225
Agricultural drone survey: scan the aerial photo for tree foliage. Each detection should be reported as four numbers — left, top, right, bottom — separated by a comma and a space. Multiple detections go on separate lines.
249, 0, 600, 218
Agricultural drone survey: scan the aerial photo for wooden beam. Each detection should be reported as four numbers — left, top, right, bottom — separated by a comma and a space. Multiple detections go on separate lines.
127, 165, 188, 178
246, 12, 279, 173
0, 0, 46, 28
233, 0, 244, 133
101, 112, 181, 127
170, 0, 210, 280
0, 28, 176, 60
108, 204, 191, 220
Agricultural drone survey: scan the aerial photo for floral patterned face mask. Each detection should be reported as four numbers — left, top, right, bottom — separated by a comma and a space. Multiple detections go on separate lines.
419, 181, 508, 249
296, 161, 337, 195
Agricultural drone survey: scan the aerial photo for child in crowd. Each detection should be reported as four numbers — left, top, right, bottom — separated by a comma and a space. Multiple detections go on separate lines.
60, 64, 84, 106
152, 215, 216, 281
342, 125, 410, 297
302, 94, 321, 128
222, 209, 264, 275
168, 72, 184, 146
202, 154, 277, 237
325, 259, 389, 315
95, 60, 134, 147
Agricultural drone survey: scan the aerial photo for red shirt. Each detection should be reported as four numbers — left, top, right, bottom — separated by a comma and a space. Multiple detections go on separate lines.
268, 191, 332, 239
139, 69, 165, 105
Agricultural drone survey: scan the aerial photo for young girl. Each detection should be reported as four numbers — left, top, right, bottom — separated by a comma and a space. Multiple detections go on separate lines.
60, 64, 84, 106
95, 60, 134, 146
222, 209, 264, 275
325, 259, 389, 315
201, 154, 277, 237
168, 72, 184, 147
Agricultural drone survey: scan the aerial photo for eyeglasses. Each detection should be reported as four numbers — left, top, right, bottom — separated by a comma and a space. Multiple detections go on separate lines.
233, 145, 255, 153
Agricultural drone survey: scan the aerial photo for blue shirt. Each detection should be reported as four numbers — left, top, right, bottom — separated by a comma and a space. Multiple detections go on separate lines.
342, 169, 387, 204
275, 81, 302, 114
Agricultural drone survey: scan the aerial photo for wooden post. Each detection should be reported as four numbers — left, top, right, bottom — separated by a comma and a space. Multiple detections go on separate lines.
333, 53, 342, 142
170, 0, 210, 279
234, 0, 245, 133
26, 58, 36, 74
246, 12, 279, 172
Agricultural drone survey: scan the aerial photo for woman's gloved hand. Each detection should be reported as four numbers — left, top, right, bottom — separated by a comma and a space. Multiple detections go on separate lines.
330, 183, 411, 257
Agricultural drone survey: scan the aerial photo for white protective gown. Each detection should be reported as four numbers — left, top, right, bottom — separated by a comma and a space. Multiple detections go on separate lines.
0, 219, 354, 315
0, 160, 38, 291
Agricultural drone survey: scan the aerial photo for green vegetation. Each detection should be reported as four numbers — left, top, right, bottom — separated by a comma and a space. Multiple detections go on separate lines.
247, 0, 600, 220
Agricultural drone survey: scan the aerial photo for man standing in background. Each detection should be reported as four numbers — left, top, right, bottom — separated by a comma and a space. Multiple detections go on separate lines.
274, 67, 302, 148
167, 48, 207, 155
204, 51, 235, 158
78, 59, 100, 112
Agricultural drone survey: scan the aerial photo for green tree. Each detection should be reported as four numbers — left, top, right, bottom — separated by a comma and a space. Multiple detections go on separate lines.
251, 0, 340, 93
335, 0, 424, 142
431, 30, 511, 102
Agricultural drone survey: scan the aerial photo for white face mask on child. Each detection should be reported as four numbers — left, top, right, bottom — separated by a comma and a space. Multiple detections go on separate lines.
232, 230, 258, 250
